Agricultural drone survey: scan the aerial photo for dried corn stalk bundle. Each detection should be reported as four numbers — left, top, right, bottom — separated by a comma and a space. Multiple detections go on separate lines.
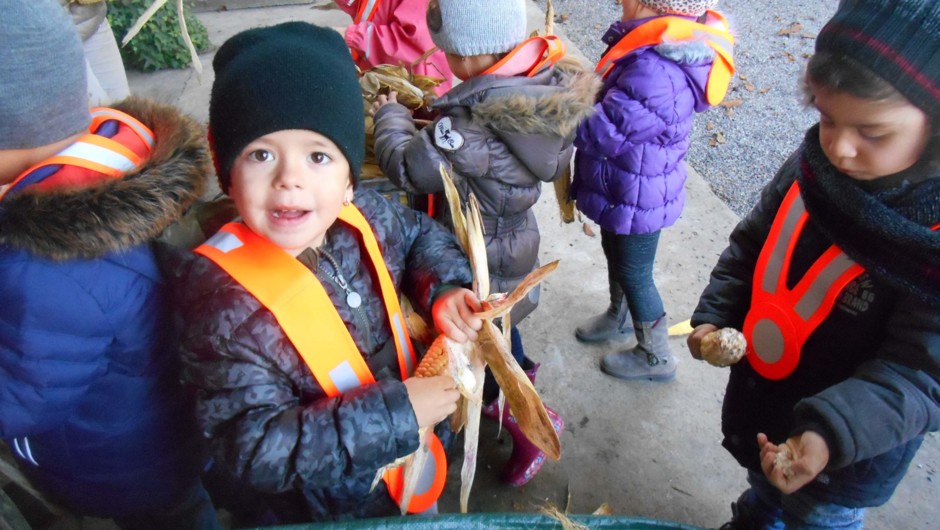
360, 65, 443, 180
375, 166, 561, 514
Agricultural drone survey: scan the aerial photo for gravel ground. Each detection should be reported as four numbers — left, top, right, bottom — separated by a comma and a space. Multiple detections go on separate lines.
533, 0, 839, 217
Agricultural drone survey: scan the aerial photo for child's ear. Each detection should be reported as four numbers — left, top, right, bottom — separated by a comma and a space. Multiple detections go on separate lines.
344, 176, 354, 203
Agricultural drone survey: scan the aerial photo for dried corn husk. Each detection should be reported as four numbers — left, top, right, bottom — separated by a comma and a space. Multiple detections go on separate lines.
361, 67, 442, 181
554, 163, 576, 223
377, 165, 561, 514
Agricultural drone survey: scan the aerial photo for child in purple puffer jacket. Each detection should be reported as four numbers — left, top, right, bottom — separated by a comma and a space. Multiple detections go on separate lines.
570, 0, 734, 382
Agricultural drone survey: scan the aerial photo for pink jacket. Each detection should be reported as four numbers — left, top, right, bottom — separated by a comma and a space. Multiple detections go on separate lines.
337, 0, 453, 94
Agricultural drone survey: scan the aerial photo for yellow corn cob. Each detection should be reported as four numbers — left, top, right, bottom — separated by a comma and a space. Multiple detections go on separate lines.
414, 336, 449, 378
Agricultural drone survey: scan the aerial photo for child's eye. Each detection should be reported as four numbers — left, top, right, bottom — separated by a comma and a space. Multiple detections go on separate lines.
310, 152, 333, 164
860, 130, 888, 142
247, 149, 274, 162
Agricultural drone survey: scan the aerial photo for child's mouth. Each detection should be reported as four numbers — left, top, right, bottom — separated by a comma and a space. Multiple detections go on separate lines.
271, 209, 308, 221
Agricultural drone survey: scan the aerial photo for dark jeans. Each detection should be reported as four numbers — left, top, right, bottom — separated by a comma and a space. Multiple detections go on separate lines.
731, 470, 865, 529
601, 229, 664, 322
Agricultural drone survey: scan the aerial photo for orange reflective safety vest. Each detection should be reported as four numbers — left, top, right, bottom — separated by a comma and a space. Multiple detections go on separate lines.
481, 35, 567, 78
595, 10, 735, 106
194, 205, 446, 514
743, 182, 940, 380
0, 108, 155, 201
349, 0, 384, 63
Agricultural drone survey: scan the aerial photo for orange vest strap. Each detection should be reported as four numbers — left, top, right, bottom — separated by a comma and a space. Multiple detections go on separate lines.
350, 0, 383, 62
195, 221, 375, 395
595, 10, 735, 105
338, 205, 418, 377
383, 433, 448, 514
481, 35, 567, 78
354, 0, 382, 23
0, 108, 155, 202
743, 182, 864, 379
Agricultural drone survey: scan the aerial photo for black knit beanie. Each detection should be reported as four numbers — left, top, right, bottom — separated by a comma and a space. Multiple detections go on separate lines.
816, 0, 940, 117
209, 22, 364, 193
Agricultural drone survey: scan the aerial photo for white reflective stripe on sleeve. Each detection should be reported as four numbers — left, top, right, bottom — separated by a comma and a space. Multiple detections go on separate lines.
92, 109, 155, 148
330, 360, 361, 394
364, 23, 374, 61
204, 231, 244, 253
14, 437, 39, 466
392, 313, 414, 375
58, 141, 137, 173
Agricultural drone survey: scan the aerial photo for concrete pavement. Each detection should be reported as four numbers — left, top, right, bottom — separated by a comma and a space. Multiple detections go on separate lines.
124, 2, 938, 529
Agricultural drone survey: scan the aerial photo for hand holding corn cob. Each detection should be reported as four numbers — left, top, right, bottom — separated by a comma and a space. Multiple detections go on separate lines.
699, 327, 747, 367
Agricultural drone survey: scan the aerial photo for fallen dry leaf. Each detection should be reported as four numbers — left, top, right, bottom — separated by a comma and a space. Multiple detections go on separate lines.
706, 121, 715, 131
724, 108, 735, 117
744, 83, 755, 92
778, 22, 803, 36
582, 223, 596, 237
719, 98, 744, 108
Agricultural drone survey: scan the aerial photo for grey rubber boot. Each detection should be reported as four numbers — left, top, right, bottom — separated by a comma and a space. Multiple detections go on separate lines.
600, 314, 677, 382
575, 279, 633, 343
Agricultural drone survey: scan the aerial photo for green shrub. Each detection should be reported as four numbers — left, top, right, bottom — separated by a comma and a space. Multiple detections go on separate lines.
107, 0, 211, 71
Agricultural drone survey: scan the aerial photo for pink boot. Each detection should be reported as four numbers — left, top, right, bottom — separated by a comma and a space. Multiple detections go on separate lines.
501, 403, 564, 486
481, 363, 565, 486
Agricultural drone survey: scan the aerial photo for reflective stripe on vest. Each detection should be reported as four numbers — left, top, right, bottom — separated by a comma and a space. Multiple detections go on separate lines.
354, 0, 381, 23
0, 108, 155, 202
595, 10, 735, 105
194, 205, 444, 513
480, 35, 567, 78
744, 182, 865, 380
350, 0, 383, 62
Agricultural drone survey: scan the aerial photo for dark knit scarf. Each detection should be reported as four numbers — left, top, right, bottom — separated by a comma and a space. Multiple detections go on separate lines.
797, 125, 940, 308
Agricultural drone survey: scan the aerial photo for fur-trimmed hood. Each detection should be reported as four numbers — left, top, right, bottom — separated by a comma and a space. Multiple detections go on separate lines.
0, 97, 210, 261
433, 57, 601, 139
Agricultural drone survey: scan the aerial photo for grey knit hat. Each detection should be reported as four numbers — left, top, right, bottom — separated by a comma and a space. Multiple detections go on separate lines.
0, 0, 90, 150
816, 0, 940, 116
427, 0, 528, 56
639, 0, 719, 17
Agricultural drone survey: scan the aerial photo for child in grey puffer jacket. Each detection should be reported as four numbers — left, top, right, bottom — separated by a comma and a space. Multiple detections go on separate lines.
371, 0, 599, 487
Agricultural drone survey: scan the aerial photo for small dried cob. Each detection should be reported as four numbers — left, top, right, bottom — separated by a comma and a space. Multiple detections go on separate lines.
700, 327, 747, 367
773, 445, 796, 479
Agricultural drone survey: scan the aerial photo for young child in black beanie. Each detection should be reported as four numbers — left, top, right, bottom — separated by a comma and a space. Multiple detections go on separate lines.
687, 1, 940, 528
175, 21, 484, 521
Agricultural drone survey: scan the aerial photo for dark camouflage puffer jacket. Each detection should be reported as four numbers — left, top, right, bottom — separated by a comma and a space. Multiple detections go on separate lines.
173, 189, 473, 522
373, 59, 599, 323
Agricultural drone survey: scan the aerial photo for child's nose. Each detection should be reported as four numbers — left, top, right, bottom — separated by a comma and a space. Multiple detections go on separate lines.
273, 159, 305, 189
828, 129, 857, 160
